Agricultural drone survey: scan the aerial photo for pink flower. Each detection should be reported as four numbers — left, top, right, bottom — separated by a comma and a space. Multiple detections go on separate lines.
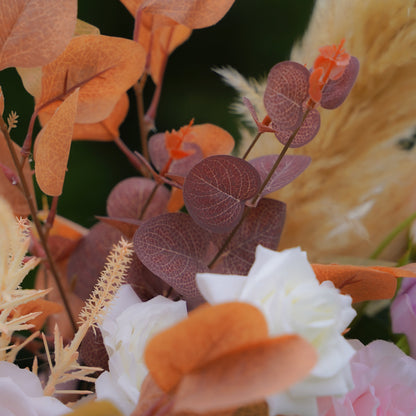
391, 277, 416, 358
318, 340, 416, 416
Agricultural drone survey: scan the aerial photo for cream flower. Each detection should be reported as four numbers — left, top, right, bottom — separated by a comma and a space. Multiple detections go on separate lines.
197, 245, 356, 416
95, 285, 187, 415
0, 361, 70, 416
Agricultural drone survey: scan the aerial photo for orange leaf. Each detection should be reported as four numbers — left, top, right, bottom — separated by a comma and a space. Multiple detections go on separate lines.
174, 334, 316, 414
167, 187, 184, 212
184, 124, 234, 157
38, 35, 145, 124
0, 0, 77, 70
34, 88, 79, 196
145, 15, 192, 84
312, 263, 399, 303
37, 211, 87, 241
14, 299, 63, 331
0, 134, 34, 216
142, 0, 235, 29
39, 93, 130, 142
144, 302, 269, 392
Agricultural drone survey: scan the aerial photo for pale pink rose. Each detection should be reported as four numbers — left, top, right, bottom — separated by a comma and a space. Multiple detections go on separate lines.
391, 277, 416, 358
318, 340, 416, 416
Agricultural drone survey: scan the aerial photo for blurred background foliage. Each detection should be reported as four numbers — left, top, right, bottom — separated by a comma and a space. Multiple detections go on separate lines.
0, 0, 314, 227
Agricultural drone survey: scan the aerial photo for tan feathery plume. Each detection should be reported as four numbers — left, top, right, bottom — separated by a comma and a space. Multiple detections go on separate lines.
0, 197, 46, 362
226, 0, 416, 262
43, 237, 133, 396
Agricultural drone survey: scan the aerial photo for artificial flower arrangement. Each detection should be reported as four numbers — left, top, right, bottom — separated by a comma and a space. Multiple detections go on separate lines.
0, 0, 416, 415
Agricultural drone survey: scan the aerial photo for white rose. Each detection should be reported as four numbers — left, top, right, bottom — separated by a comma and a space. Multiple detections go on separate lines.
0, 361, 70, 416
197, 245, 356, 416
96, 285, 187, 415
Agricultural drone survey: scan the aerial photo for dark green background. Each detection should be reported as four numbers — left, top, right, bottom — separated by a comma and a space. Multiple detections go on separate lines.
0, 0, 314, 227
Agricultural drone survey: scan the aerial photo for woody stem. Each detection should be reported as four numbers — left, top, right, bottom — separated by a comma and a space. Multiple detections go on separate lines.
0, 117, 77, 333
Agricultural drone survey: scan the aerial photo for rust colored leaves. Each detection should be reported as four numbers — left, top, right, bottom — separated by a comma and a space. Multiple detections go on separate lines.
144, 302, 316, 414
312, 263, 416, 303
38, 35, 145, 124
0, 0, 77, 70
34, 88, 79, 196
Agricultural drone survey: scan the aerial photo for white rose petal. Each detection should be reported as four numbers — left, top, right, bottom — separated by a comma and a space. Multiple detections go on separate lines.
197, 245, 356, 416
96, 284, 187, 415
0, 362, 70, 416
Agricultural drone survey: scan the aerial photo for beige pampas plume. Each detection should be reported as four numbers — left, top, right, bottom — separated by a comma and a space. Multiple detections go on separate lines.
224, 0, 416, 262
0, 196, 45, 362
43, 237, 133, 397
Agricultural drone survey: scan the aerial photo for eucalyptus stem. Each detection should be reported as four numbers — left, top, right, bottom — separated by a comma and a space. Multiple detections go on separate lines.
370, 209, 416, 260
208, 207, 250, 269
209, 109, 311, 268
0, 117, 77, 333
242, 131, 263, 160
139, 183, 161, 220
133, 74, 151, 166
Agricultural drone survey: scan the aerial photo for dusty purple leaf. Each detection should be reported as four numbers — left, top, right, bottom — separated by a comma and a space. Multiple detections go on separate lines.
249, 155, 311, 197
134, 213, 212, 300
264, 61, 310, 131
148, 133, 204, 176
242, 97, 274, 133
210, 198, 286, 275
96, 216, 141, 239
79, 327, 108, 371
106, 177, 170, 220
321, 56, 359, 109
183, 155, 261, 233
67, 222, 172, 302
272, 108, 320, 148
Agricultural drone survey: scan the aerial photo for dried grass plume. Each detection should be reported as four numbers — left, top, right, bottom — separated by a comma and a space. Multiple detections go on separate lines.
222, 0, 416, 261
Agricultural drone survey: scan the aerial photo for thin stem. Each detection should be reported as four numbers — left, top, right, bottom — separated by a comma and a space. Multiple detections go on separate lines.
370, 209, 416, 260
242, 131, 263, 160
0, 118, 77, 333
208, 207, 250, 269
253, 109, 311, 205
208, 109, 311, 269
133, 74, 151, 165
114, 136, 149, 175
139, 183, 161, 220
144, 28, 173, 125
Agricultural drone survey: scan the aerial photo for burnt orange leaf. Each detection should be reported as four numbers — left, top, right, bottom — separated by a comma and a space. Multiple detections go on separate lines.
142, 0, 235, 29
0, 0, 77, 70
184, 124, 234, 157
312, 263, 404, 303
0, 133, 35, 216
34, 88, 79, 196
14, 298, 63, 331
39, 93, 130, 142
37, 211, 87, 241
370, 264, 416, 278
148, 17, 192, 84
145, 302, 268, 392
38, 35, 145, 124
167, 187, 184, 212
133, 12, 191, 84
65, 400, 123, 416
174, 334, 316, 414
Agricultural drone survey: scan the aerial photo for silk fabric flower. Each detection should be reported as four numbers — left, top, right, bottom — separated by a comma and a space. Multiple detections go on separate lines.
95, 285, 187, 415
197, 245, 356, 416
